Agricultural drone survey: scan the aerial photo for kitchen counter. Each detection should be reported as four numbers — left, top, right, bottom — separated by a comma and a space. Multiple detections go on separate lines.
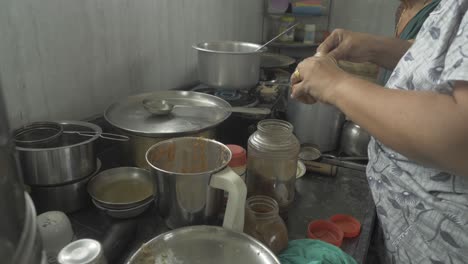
69, 148, 375, 263
288, 167, 375, 263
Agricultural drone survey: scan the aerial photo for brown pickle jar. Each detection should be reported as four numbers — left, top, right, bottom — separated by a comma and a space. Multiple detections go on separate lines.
246, 119, 300, 214
244, 195, 288, 254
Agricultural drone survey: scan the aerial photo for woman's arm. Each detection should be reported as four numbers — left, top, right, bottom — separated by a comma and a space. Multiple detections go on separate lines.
291, 56, 468, 176
317, 29, 412, 70
334, 76, 468, 176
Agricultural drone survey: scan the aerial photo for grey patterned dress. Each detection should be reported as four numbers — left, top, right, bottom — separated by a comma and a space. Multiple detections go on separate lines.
367, 0, 468, 263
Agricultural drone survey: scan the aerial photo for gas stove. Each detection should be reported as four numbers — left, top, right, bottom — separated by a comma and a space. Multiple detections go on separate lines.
190, 72, 291, 148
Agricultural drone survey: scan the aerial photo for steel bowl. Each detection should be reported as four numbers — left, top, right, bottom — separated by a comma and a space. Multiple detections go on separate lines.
126, 226, 280, 264
16, 120, 102, 186
29, 159, 101, 214
193, 41, 265, 90
87, 167, 155, 210
92, 198, 153, 219
340, 121, 371, 157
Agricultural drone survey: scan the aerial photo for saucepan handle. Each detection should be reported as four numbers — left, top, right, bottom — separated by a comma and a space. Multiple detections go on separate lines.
210, 167, 247, 232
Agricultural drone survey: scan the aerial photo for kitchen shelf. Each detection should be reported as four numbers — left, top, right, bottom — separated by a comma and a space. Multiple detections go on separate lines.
269, 41, 321, 48
267, 12, 329, 18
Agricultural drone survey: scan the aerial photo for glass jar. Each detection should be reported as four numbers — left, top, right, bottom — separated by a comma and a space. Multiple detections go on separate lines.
246, 119, 300, 213
278, 16, 296, 42
244, 195, 288, 254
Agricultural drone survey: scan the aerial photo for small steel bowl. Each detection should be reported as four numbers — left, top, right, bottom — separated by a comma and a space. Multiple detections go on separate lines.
87, 167, 155, 210
92, 198, 153, 219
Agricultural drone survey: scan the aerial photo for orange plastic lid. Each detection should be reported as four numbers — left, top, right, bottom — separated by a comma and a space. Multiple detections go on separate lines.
226, 145, 247, 167
307, 220, 344, 247
330, 214, 361, 238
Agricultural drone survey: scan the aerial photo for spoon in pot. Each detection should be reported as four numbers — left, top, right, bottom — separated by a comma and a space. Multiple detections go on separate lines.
142, 99, 271, 116
255, 23, 299, 52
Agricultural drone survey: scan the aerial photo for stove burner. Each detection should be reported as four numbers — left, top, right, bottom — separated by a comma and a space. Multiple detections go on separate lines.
214, 90, 242, 101
191, 85, 259, 107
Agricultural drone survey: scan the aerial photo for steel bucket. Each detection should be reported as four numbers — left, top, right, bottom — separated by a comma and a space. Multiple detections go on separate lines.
146, 137, 246, 231
287, 99, 345, 152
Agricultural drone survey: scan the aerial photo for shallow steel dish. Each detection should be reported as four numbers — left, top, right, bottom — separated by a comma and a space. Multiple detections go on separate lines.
92, 198, 153, 219
87, 167, 155, 210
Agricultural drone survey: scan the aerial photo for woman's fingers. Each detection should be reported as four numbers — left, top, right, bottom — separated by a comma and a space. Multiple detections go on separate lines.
317, 29, 349, 61
290, 82, 317, 104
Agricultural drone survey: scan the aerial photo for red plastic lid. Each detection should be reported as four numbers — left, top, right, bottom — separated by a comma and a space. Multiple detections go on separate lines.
330, 214, 361, 238
307, 220, 344, 247
226, 145, 247, 167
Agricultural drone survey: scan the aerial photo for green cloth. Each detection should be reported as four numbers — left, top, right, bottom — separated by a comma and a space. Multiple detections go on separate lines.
279, 240, 357, 264
379, 0, 441, 85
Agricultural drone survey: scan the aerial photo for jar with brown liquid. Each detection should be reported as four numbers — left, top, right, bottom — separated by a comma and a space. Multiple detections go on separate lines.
246, 119, 300, 214
244, 195, 288, 254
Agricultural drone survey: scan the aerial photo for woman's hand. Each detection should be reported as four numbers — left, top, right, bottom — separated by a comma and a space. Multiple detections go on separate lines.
318, 29, 412, 69
317, 29, 377, 63
290, 55, 349, 105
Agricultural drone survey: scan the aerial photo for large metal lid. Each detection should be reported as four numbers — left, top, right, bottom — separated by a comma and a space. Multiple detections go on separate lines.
104, 91, 231, 136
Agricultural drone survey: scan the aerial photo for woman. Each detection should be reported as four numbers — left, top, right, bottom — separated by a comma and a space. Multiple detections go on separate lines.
291, 0, 468, 263
380, 0, 441, 84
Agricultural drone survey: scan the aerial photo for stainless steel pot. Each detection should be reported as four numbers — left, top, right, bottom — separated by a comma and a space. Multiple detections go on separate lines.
146, 137, 247, 231
29, 159, 101, 213
126, 226, 280, 264
0, 80, 26, 264
16, 121, 102, 186
287, 99, 345, 152
104, 91, 231, 168
193, 41, 265, 90
340, 121, 371, 157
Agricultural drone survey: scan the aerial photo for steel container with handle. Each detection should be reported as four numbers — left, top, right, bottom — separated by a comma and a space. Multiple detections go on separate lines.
15, 121, 101, 186
146, 137, 247, 230
193, 41, 265, 90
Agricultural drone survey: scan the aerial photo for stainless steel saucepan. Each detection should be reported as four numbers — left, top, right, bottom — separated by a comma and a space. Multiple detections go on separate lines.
193, 41, 266, 90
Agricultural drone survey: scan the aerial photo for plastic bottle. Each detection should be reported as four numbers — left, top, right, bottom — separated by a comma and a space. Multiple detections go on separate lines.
278, 16, 296, 42
303, 24, 316, 44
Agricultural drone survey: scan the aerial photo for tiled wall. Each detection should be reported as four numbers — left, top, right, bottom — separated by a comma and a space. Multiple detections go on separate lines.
330, 0, 400, 36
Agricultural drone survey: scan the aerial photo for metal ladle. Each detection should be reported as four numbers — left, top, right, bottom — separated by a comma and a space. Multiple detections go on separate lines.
142, 99, 271, 116
255, 23, 299, 52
